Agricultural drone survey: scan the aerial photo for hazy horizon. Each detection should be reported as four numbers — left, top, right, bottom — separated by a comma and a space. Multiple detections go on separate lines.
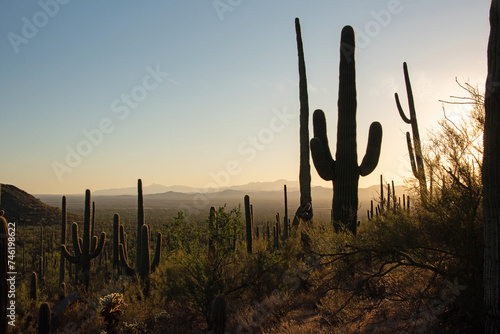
1, 1, 489, 195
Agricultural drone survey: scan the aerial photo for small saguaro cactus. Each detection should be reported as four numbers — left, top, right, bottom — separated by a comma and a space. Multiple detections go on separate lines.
61, 189, 106, 288
395, 62, 428, 199
283, 185, 289, 239
38, 302, 51, 334
244, 195, 253, 254
310, 26, 383, 235
30, 272, 37, 300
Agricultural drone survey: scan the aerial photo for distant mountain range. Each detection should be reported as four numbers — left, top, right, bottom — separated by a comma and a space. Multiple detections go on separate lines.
92, 179, 300, 196
0, 180, 410, 227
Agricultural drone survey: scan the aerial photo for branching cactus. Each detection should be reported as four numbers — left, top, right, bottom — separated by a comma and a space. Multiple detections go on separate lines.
310, 26, 383, 234
61, 189, 106, 288
119, 180, 161, 278
395, 62, 428, 199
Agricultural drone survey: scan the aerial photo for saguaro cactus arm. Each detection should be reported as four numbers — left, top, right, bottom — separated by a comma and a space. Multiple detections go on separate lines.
90, 232, 106, 258
359, 122, 383, 176
119, 244, 136, 276
310, 110, 335, 181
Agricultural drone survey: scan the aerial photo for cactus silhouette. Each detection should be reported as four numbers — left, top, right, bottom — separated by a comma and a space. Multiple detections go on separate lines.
61, 189, 106, 288
295, 18, 313, 222
310, 26, 383, 234
38, 302, 51, 334
113, 214, 120, 271
244, 195, 253, 254
136, 179, 144, 269
395, 62, 427, 198
119, 180, 161, 278
59, 196, 67, 286
283, 184, 289, 239
30, 272, 37, 300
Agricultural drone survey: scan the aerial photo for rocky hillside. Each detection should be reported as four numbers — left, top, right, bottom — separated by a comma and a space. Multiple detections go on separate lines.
0, 184, 80, 225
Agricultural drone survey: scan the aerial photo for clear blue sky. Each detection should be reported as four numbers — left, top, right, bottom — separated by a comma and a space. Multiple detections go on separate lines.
0, 0, 489, 194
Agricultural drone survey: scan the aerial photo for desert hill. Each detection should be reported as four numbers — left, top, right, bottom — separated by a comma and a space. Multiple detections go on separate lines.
0, 184, 80, 225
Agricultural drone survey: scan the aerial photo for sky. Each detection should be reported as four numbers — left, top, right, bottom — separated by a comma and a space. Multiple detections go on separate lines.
0, 0, 490, 195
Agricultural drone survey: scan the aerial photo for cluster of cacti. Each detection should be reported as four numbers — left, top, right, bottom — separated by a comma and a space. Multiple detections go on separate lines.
309, 25, 383, 235
118, 180, 162, 292
244, 195, 253, 254
294, 18, 313, 224
61, 189, 106, 288
369, 176, 411, 220
395, 62, 428, 200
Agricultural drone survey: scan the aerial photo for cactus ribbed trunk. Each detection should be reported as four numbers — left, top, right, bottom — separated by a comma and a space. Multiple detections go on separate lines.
484, 0, 500, 331
333, 29, 359, 233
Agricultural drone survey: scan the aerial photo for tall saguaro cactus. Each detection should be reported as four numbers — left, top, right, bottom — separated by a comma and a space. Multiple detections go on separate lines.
136, 179, 145, 270
395, 62, 427, 199
59, 196, 67, 286
61, 190, 106, 288
244, 195, 253, 254
483, 0, 500, 331
294, 18, 313, 222
119, 180, 161, 278
310, 26, 383, 235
